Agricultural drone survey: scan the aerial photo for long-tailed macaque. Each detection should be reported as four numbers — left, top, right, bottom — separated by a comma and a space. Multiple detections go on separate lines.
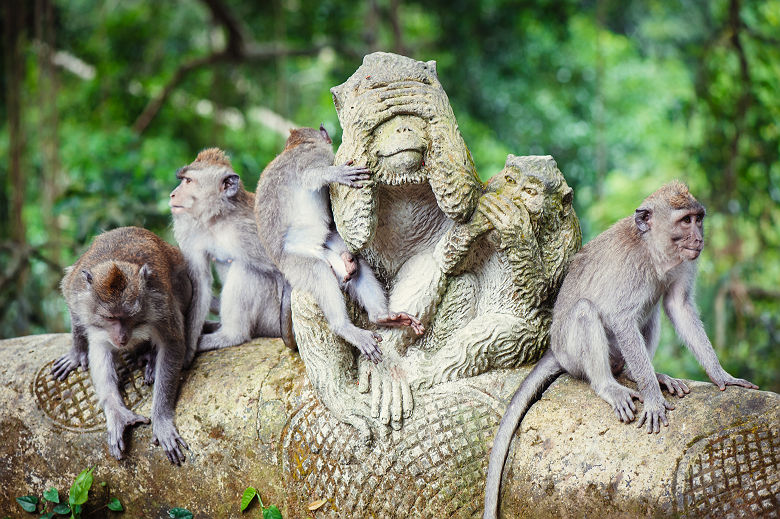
170, 148, 296, 351
254, 126, 424, 363
483, 181, 758, 519
52, 227, 194, 464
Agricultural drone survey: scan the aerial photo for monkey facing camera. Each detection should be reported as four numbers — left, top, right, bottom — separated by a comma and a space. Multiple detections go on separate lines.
483, 181, 758, 519
53, 227, 194, 465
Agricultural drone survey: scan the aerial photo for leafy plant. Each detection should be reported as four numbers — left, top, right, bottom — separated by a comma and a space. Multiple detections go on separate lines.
241, 487, 282, 519
15, 467, 123, 517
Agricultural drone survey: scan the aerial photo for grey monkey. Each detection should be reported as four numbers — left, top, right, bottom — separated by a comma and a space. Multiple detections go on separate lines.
52, 227, 194, 464
483, 181, 758, 518
254, 126, 424, 363
170, 148, 296, 352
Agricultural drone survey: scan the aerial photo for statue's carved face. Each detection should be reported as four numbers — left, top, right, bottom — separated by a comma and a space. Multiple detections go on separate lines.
370, 115, 429, 185
490, 165, 574, 230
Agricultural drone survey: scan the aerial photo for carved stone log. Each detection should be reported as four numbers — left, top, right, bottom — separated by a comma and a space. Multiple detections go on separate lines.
1, 334, 777, 518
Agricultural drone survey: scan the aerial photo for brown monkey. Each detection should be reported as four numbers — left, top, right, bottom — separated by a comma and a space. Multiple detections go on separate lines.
254, 126, 424, 364
170, 148, 295, 352
52, 227, 193, 464
483, 181, 758, 519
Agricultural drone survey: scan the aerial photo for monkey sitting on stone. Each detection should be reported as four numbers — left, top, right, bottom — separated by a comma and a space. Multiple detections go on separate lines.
254, 126, 424, 364
170, 148, 296, 352
52, 227, 193, 464
483, 181, 758, 519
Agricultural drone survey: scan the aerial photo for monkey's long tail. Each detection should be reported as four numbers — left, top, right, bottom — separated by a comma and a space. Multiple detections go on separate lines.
483, 350, 564, 519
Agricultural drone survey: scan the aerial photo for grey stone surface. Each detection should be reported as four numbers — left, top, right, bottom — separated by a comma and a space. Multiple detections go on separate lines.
2, 333, 777, 518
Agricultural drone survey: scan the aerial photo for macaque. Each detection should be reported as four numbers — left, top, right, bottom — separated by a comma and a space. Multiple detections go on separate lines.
53, 227, 194, 464
483, 181, 758, 519
254, 126, 424, 363
170, 148, 295, 352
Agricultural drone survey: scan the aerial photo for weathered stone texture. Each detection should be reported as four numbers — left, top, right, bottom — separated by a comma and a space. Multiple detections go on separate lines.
1, 334, 777, 518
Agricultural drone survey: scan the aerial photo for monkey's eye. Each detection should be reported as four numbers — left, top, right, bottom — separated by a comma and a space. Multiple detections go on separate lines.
183, 177, 193, 184
682, 215, 691, 224
504, 175, 516, 184
524, 187, 538, 196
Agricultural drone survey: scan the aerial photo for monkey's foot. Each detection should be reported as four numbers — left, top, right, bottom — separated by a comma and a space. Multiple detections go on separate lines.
105, 409, 150, 460
656, 372, 689, 397
375, 312, 425, 335
51, 349, 89, 381
153, 421, 189, 465
636, 398, 674, 434
358, 359, 414, 431
352, 329, 383, 364
598, 384, 641, 424
709, 370, 759, 391
341, 251, 357, 282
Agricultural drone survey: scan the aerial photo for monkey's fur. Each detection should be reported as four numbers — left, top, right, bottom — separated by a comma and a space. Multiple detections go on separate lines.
254, 126, 424, 363
53, 227, 193, 464
170, 148, 295, 352
483, 181, 758, 519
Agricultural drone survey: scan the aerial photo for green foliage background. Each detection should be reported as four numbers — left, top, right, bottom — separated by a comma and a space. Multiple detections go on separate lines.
1, 0, 777, 390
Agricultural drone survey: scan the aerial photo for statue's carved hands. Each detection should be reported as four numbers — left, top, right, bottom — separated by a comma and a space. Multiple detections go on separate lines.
343, 82, 439, 133
477, 192, 532, 250
358, 355, 414, 432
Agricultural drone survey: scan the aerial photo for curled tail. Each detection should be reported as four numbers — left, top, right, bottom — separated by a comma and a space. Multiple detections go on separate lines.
483, 351, 563, 519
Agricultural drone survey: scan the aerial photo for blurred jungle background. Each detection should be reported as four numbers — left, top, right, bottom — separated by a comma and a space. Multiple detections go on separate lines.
1, 0, 778, 391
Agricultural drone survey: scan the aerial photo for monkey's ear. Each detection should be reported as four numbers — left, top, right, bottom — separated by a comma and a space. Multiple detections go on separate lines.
634, 208, 652, 233
320, 124, 332, 144
222, 174, 240, 197
139, 264, 152, 280
82, 269, 93, 285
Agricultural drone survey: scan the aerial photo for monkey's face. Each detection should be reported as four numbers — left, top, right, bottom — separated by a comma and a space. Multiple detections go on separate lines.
370, 115, 429, 184
82, 262, 151, 348
670, 208, 705, 261
170, 165, 241, 222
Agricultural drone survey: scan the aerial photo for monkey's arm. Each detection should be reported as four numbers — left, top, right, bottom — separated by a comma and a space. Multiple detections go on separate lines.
298, 164, 371, 191
150, 329, 188, 465
183, 253, 213, 366
52, 313, 89, 380
663, 277, 758, 390
613, 320, 673, 433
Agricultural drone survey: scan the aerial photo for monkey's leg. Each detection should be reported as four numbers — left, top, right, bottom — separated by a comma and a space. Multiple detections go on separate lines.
150, 334, 188, 465
87, 340, 150, 460
52, 315, 89, 380
283, 253, 382, 363
562, 299, 642, 425
346, 258, 424, 335
640, 308, 689, 398
198, 263, 272, 351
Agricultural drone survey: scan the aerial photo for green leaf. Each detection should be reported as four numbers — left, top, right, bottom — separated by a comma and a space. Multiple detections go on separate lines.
70, 503, 82, 519
41, 514, 55, 519
107, 497, 123, 512
16, 495, 38, 513
53, 504, 71, 515
240, 487, 257, 512
168, 508, 193, 519
68, 468, 94, 507
262, 505, 282, 519
44, 488, 60, 503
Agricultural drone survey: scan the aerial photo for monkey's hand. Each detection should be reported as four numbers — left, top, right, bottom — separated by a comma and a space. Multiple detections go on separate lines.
153, 421, 189, 465
709, 369, 759, 391
375, 312, 425, 335
358, 358, 413, 431
341, 251, 358, 282
51, 348, 89, 381
656, 372, 690, 398
105, 407, 150, 460
636, 397, 674, 434
327, 163, 372, 189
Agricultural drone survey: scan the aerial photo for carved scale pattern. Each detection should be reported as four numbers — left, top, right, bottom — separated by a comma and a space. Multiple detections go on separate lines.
32, 349, 151, 432
674, 422, 779, 518
282, 384, 502, 518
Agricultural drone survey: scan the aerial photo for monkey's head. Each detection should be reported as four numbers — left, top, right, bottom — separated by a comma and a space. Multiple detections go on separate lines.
635, 181, 706, 262
284, 125, 334, 152
170, 148, 245, 223
489, 155, 576, 234
80, 261, 155, 348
